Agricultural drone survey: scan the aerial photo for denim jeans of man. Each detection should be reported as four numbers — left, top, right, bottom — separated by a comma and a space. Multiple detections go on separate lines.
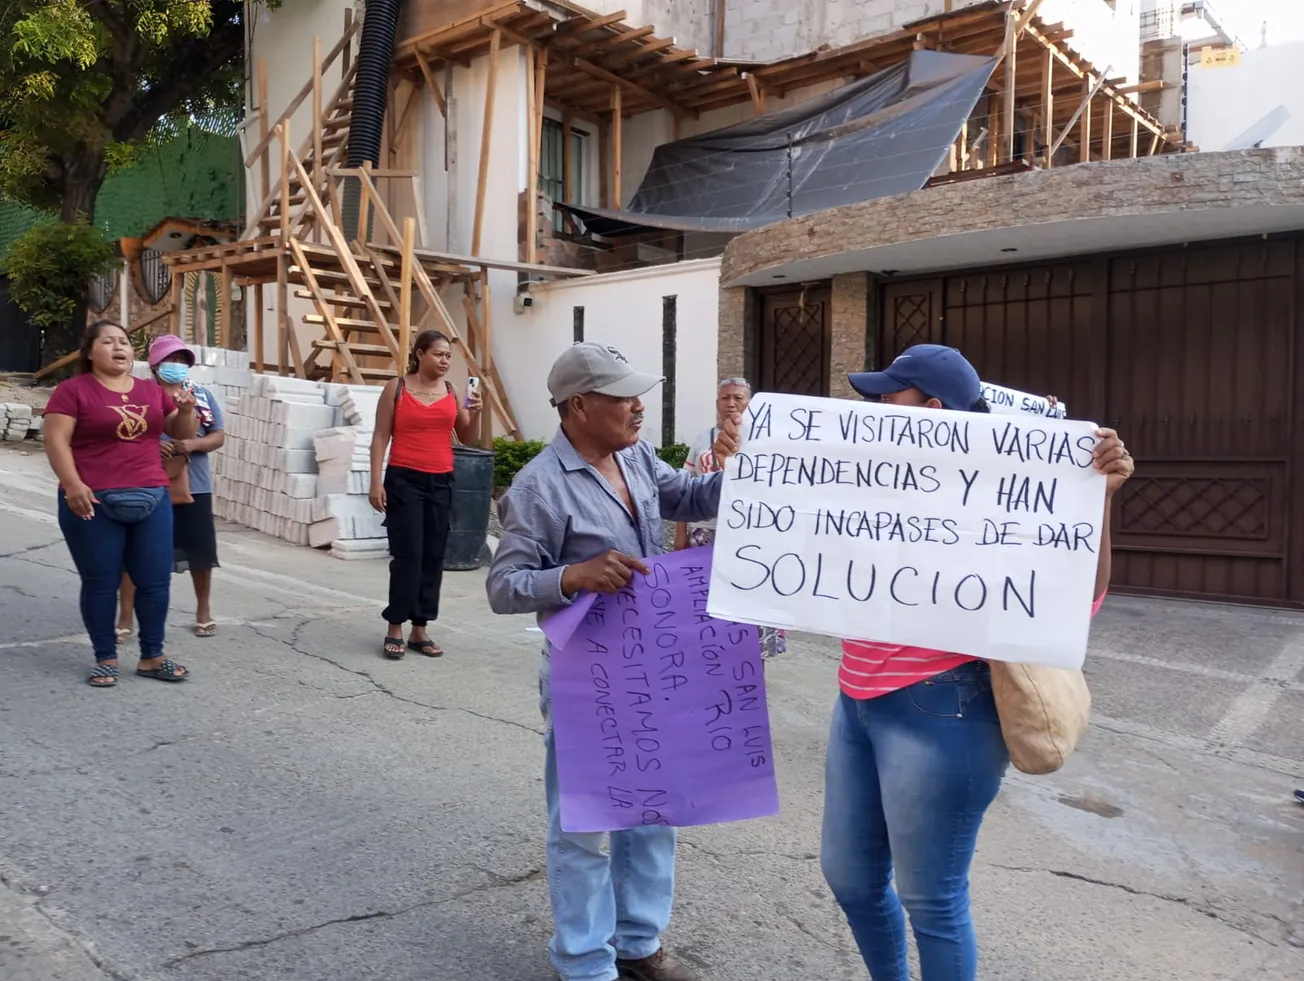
58, 488, 173, 662
820, 662, 1009, 981
539, 648, 676, 981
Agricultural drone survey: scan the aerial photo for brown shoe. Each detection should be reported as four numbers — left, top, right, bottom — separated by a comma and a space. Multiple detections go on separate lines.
617, 948, 703, 981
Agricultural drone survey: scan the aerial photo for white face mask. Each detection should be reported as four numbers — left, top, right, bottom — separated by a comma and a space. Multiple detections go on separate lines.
157, 363, 190, 384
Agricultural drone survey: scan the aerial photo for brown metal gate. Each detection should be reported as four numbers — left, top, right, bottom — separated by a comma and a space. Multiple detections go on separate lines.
879, 238, 1301, 606
757, 285, 832, 396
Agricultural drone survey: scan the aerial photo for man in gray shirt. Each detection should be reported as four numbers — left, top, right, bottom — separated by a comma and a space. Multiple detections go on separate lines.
487, 342, 723, 981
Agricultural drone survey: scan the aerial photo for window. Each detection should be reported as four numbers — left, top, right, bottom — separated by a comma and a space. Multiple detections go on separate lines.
541, 117, 588, 230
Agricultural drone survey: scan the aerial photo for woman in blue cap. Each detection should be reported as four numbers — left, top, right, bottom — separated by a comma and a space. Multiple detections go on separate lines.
718, 344, 1134, 980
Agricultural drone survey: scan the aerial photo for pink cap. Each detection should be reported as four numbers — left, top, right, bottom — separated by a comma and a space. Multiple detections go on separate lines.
148, 334, 194, 367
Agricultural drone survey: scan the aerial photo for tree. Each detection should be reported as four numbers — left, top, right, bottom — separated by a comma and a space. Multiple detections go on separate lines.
0, 1, 259, 223
0, 1, 272, 358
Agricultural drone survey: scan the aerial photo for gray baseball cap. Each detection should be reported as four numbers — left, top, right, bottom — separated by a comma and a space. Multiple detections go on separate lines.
547, 341, 663, 407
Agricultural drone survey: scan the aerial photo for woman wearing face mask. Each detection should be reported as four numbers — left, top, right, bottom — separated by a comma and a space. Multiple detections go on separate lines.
117, 335, 226, 640
43, 321, 198, 688
369, 330, 482, 660
675, 376, 786, 659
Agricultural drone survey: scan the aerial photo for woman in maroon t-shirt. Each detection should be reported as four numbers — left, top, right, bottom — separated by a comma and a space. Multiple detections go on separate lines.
44, 320, 198, 688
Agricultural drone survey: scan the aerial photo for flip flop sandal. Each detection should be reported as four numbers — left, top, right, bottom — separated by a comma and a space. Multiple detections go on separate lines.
135, 658, 188, 682
194, 621, 217, 638
115, 627, 133, 639
407, 639, 443, 658
88, 663, 119, 688
383, 637, 406, 660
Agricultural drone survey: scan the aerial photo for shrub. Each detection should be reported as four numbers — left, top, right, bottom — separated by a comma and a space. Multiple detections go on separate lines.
491, 438, 692, 487
657, 443, 689, 469
0, 218, 117, 329
493, 437, 547, 488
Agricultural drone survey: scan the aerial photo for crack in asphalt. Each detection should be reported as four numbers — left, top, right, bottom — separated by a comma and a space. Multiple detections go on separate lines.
990, 864, 1293, 947
677, 838, 818, 865
0, 539, 61, 561
248, 620, 544, 736
161, 866, 546, 967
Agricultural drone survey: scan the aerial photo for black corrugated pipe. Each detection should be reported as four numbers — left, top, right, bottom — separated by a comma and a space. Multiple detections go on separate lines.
342, 0, 405, 243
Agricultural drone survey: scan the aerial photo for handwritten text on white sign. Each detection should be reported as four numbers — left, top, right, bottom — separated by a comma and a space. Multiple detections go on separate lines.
706, 393, 1106, 668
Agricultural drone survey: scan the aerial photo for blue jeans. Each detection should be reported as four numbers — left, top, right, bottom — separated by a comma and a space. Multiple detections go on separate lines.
540, 650, 675, 981
821, 663, 1010, 981
58, 488, 173, 662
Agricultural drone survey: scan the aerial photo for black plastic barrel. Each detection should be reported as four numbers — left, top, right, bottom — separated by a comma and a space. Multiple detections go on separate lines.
445, 445, 495, 570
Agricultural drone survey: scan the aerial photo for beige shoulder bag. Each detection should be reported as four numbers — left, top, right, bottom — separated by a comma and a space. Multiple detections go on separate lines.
989, 661, 1091, 775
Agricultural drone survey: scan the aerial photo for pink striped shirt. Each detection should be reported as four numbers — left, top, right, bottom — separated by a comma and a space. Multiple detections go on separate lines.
838, 594, 1107, 700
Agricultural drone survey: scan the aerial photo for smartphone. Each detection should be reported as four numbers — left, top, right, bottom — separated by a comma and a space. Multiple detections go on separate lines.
465, 377, 479, 407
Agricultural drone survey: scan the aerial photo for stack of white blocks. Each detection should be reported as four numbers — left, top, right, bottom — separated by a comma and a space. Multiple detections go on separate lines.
212, 376, 389, 558
0, 403, 37, 441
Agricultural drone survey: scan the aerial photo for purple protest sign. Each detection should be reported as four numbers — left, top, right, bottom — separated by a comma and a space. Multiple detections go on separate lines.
550, 547, 780, 833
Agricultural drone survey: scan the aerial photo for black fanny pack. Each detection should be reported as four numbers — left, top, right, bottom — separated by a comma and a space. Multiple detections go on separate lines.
96, 487, 167, 524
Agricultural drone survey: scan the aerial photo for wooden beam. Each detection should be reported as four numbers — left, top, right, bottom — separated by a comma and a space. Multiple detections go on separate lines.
1116, 80, 1167, 95
558, 10, 628, 35
573, 56, 693, 118
278, 120, 291, 240
1101, 99, 1114, 161
170, 269, 184, 339
359, 160, 373, 246
1023, 22, 1163, 136
562, 113, 574, 203
1079, 75, 1093, 163
1042, 45, 1054, 166
414, 50, 447, 117
479, 269, 493, 447
287, 240, 364, 384
525, 44, 538, 265
257, 59, 270, 203
589, 24, 655, 52
253, 282, 264, 373
1130, 115, 1140, 158
746, 73, 766, 115
399, 217, 415, 367
343, 7, 353, 74
611, 85, 623, 207
1049, 69, 1108, 156
218, 265, 232, 348
276, 253, 289, 376
472, 30, 501, 256
312, 37, 323, 244
532, 47, 549, 263
715, 0, 727, 56
1002, 12, 1017, 163
598, 119, 609, 207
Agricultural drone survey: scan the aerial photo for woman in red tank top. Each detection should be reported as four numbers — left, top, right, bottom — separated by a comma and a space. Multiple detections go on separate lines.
369, 330, 482, 659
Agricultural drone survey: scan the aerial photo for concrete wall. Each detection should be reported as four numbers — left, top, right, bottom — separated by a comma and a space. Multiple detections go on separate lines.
511, 259, 724, 444
1188, 41, 1304, 151
722, 0, 1142, 85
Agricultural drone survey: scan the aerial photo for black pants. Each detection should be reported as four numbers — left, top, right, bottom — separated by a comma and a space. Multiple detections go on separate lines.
382, 466, 453, 627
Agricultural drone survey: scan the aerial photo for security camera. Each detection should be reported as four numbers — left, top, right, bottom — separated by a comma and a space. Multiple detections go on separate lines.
513, 294, 534, 315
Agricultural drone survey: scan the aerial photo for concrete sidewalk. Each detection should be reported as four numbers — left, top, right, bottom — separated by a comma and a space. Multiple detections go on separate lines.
0, 442, 1300, 981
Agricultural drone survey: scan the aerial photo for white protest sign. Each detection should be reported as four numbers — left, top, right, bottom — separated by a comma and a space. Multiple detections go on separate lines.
706, 393, 1106, 668
981, 381, 1067, 419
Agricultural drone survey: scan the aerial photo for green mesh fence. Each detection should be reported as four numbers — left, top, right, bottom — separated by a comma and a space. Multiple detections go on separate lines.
0, 125, 243, 255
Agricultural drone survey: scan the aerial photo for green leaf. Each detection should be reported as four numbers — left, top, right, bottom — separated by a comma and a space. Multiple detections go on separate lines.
0, 218, 117, 328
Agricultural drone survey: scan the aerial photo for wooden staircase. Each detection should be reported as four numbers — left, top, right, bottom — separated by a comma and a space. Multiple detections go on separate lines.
245, 22, 361, 241
220, 12, 523, 442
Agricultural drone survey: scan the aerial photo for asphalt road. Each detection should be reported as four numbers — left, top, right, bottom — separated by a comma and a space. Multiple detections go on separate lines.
0, 443, 1300, 981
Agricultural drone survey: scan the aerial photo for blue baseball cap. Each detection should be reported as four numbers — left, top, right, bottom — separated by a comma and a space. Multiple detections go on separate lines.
847, 344, 981, 411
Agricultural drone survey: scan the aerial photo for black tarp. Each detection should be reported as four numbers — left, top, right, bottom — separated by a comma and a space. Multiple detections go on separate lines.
559, 50, 998, 237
